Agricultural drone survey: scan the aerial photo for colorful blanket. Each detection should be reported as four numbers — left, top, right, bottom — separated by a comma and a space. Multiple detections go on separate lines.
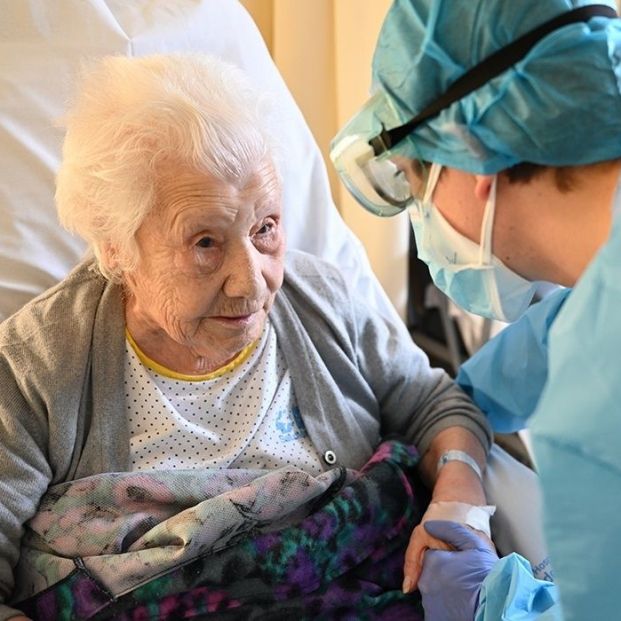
13, 441, 427, 620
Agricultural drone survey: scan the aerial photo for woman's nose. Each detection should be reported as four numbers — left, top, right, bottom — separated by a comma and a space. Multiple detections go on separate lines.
222, 243, 263, 299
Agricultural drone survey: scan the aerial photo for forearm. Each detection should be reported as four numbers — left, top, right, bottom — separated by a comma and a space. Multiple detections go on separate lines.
418, 426, 488, 506
403, 426, 491, 591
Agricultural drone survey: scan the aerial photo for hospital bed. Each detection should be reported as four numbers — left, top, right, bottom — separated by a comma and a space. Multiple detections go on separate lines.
0, 0, 551, 597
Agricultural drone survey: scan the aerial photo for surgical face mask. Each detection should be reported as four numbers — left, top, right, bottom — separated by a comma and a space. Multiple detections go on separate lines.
409, 164, 538, 322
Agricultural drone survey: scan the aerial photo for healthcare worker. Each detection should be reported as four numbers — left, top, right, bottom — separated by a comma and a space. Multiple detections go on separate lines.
331, 1, 621, 620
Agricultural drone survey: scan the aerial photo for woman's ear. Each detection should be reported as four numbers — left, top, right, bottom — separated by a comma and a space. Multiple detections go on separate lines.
99, 240, 123, 278
474, 175, 494, 202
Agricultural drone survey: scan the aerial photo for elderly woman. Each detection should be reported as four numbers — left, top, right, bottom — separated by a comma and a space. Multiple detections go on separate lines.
0, 54, 492, 621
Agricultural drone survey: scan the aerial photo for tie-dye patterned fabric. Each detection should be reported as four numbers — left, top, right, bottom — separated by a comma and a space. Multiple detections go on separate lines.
14, 441, 427, 620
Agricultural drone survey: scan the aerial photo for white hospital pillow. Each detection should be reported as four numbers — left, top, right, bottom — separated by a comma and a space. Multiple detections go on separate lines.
0, 0, 397, 323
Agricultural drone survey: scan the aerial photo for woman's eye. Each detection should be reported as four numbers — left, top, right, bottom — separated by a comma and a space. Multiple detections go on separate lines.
196, 237, 214, 249
256, 219, 276, 236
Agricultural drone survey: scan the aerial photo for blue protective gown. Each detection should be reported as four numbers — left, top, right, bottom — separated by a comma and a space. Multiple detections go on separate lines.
458, 192, 621, 620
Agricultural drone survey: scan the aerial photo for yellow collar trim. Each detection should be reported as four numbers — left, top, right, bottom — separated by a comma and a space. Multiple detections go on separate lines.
125, 328, 258, 382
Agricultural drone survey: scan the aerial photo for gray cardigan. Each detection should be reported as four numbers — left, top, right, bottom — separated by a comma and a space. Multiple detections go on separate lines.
0, 250, 491, 616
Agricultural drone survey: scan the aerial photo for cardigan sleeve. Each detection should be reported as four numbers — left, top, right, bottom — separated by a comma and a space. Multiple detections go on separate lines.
0, 350, 53, 617
0, 260, 112, 616
349, 286, 493, 455
277, 250, 493, 459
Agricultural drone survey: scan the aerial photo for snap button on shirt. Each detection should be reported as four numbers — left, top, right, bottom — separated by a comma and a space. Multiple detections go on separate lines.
323, 450, 337, 465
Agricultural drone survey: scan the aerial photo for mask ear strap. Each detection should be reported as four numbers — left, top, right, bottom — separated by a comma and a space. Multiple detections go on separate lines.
478, 175, 497, 264
423, 163, 443, 203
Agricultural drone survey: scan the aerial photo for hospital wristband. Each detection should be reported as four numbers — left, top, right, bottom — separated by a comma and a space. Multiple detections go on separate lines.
425, 501, 496, 538
437, 449, 483, 480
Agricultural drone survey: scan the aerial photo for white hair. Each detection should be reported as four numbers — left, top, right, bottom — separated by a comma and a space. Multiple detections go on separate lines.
56, 53, 280, 280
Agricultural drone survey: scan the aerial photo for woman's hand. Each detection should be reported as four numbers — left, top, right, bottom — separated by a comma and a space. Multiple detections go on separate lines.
402, 515, 455, 592
402, 500, 496, 592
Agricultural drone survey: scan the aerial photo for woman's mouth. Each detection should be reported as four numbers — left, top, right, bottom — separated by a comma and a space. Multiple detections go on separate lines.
210, 312, 258, 327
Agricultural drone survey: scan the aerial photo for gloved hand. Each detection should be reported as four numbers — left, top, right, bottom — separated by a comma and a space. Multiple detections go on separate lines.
418, 520, 499, 621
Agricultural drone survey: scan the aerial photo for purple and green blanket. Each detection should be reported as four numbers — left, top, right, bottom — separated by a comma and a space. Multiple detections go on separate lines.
13, 441, 427, 620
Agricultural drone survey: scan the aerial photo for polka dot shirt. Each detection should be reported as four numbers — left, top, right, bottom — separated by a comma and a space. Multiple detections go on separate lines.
125, 319, 324, 475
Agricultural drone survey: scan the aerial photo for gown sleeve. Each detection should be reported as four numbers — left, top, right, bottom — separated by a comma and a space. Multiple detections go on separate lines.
527, 211, 621, 621
475, 554, 560, 621
456, 287, 570, 433
456, 290, 571, 620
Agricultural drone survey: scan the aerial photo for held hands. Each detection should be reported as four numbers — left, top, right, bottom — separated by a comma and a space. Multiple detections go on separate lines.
402, 501, 495, 592
418, 520, 499, 621
404, 436, 496, 612
402, 515, 455, 592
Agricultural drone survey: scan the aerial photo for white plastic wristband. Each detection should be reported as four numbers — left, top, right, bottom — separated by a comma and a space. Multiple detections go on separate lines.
437, 449, 483, 480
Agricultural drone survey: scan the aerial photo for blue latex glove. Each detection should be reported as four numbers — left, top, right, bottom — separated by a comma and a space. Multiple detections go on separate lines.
418, 520, 499, 621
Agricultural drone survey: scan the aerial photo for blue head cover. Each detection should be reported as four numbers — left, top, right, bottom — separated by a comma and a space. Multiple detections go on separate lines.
372, 0, 621, 173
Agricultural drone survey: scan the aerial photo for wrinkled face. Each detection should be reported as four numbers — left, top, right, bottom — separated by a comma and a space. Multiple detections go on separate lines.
124, 161, 285, 367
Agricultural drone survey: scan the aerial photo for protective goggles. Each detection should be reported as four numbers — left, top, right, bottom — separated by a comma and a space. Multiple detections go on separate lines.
330, 90, 429, 217
330, 3, 616, 217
